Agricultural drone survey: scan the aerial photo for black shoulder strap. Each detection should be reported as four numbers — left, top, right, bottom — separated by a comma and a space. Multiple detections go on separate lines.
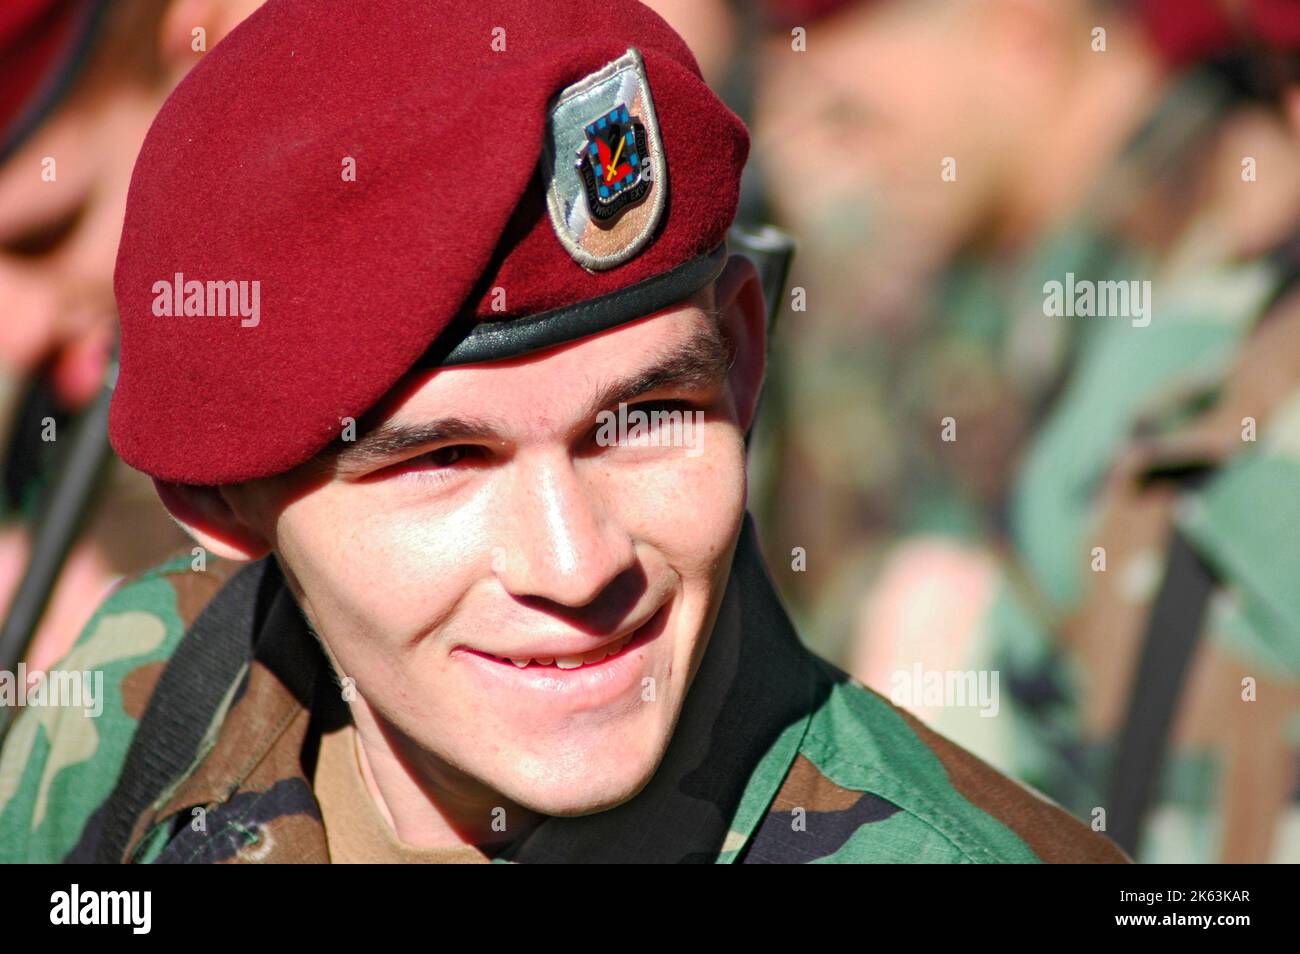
1262, 230, 1300, 316
1104, 226, 1300, 854
1104, 525, 1217, 856
87, 559, 272, 863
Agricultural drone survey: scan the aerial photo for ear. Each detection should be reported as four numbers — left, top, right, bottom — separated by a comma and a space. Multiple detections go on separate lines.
151, 478, 272, 562
160, 0, 263, 73
714, 253, 768, 434
1285, 85, 1300, 133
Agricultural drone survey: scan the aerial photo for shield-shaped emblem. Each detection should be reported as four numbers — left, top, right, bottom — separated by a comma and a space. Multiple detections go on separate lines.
541, 48, 667, 272
576, 104, 650, 221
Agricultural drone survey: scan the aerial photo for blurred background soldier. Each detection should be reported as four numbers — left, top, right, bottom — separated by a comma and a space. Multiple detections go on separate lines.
0, 0, 261, 676
749, 0, 1189, 661
744, 0, 1300, 862
980, 2, 1300, 863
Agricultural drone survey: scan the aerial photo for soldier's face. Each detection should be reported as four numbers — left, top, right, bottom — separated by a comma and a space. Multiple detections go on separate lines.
0, 79, 162, 408
755, 0, 1065, 272
229, 298, 755, 821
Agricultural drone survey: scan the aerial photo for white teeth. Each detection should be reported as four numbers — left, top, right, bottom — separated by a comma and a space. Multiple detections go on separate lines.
495, 633, 633, 670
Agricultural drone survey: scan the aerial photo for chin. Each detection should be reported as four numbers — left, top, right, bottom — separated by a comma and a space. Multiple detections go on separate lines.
512, 774, 652, 819
491, 720, 673, 818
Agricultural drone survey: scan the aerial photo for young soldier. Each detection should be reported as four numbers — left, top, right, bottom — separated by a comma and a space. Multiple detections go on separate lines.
0, 0, 1127, 863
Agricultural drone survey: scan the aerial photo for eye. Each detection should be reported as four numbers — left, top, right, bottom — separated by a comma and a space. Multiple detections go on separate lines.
634, 399, 694, 421
377, 444, 487, 486
411, 445, 473, 468
1, 200, 88, 258
586, 398, 707, 456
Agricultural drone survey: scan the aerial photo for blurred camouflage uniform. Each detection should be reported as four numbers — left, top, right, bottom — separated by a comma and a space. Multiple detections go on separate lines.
952, 66, 1300, 857
0, 516, 1126, 863
978, 244, 1300, 863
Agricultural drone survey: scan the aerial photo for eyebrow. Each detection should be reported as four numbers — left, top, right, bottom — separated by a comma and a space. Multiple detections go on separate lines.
321, 316, 731, 478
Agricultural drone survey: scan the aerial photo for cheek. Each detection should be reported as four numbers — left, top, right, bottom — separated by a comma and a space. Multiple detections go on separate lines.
271, 486, 493, 648
606, 421, 747, 576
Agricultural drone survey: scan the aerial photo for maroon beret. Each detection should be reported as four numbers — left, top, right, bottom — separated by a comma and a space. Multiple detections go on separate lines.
0, 0, 104, 161
109, 0, 748, 485
1138, 0, 1300, 66
1252, 0, 1300, 48
762, 0, 864, 31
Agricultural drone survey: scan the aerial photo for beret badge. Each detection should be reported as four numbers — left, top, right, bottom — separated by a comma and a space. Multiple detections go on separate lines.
577, 104, 650, 222
542, 48, 667, 271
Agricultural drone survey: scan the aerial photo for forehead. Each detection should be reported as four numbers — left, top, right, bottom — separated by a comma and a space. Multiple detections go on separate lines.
366, 300, 718, 434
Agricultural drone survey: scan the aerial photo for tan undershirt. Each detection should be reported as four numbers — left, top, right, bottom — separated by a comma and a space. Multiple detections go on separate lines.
314, 722, 495, 864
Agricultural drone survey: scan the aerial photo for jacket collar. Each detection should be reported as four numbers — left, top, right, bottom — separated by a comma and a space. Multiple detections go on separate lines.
134, 514, 819, 863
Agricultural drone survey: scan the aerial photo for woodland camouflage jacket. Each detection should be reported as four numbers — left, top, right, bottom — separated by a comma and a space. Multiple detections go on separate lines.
0, 516, 1128, 863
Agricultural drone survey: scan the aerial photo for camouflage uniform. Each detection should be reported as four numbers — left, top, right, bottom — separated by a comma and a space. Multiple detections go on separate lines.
0, 516, 1127, 863
967, 231, 1300, 864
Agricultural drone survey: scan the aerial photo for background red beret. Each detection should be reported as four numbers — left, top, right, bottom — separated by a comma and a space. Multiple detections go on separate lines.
110, 0, 748, 486
761, 0, 865, 31
1252, 0, 1300, 48
0, 0, 104, 161
1138, 0, 1300, 67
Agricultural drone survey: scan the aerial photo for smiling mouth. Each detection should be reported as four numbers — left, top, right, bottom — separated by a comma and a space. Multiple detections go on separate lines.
468, 605, 666, 671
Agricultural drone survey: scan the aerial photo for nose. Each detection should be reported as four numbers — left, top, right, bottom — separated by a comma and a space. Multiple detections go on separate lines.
490, 451, 637, 609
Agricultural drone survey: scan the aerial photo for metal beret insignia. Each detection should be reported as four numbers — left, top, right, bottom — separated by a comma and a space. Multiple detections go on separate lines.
542, 48, 667, 271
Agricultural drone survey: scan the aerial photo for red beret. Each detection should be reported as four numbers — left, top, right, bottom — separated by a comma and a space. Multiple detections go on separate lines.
110, 0, 748, 485
0, 0, 104, 161
1138, 0, 1300, 67
1252, 0, 1300, 48
762, 0, 864, 31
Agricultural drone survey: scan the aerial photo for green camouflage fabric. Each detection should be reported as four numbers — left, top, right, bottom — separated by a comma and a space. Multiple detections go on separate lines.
0, 516, 1127, 863
0, 554, 241, 862
957, 254, 1300, 863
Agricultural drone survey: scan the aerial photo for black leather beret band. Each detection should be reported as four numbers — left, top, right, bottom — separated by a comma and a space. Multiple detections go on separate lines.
429, 242, 728, 368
